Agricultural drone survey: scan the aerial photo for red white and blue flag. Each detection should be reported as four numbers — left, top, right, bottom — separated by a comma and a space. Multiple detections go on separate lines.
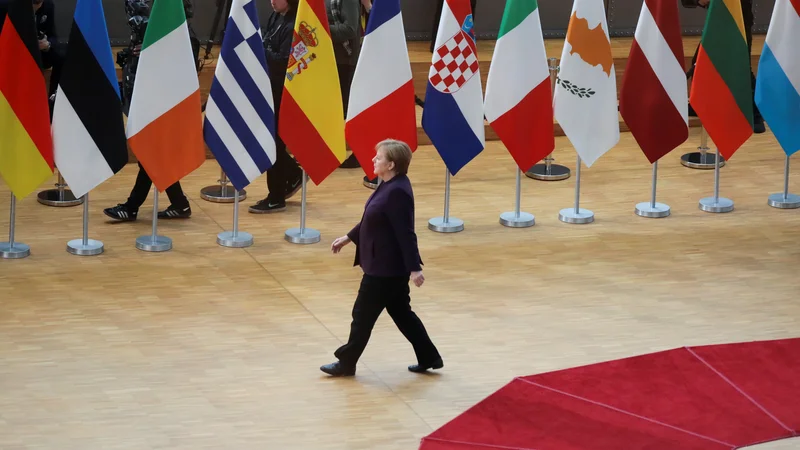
345, 0, 417, 179
421, 0, 485, 176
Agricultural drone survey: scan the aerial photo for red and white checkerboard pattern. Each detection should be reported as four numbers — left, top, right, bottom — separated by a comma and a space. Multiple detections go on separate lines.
429, 31, 480, 94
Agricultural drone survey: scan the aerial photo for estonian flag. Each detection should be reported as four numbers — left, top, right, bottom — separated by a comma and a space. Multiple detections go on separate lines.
52, 0, 128, 198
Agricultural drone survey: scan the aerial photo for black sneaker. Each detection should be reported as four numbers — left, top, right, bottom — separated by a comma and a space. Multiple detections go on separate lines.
248, 197, 286, 213
103, 204, 138, 221
158, 204, 191, 219
363, 176, 378, 190
285, 173, 302, 200
753, 115, 765, 134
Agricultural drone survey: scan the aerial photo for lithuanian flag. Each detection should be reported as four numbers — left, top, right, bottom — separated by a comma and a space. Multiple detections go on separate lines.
278, 0, 346, 185
689, 0, 754, 160
126, 0, 204, 191
0, 0, 54, 198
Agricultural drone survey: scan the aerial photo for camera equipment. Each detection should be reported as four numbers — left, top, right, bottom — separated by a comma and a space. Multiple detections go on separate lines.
116, 0, 151, 114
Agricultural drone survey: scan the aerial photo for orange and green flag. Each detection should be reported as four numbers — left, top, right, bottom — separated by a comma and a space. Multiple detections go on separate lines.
689, 0, 754, 159
278, 0, 346, 185
0, 0, 54, 198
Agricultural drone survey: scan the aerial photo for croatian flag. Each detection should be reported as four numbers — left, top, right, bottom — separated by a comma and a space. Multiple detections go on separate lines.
755, 0, 800, 156
345, 0, 417, 180
421, 0, 485, 176
203, 0, 276, 191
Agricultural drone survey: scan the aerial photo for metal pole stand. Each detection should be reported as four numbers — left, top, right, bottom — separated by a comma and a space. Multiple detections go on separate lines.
499, 169, 535, 228
558, 155, 594, 224
635, 161, 670, 218
768, 154, 800, 209
681, 126, 725, 169
200, 168, 246, 203
135, 187, 172, 251
217, 189, 254, 247
285, 170, 320, 244
37, 170, 83, 207
67, 193, 104, 256
1, 194, 30, 259
526, 57, 570, 181
699, 150, 734, 213
429, 168, 464, 232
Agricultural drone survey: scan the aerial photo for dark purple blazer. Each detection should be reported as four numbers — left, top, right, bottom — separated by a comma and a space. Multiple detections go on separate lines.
347, 174, 422, 277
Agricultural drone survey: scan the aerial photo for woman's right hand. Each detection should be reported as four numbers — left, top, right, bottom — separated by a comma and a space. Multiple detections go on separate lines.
331, 236, 352, 254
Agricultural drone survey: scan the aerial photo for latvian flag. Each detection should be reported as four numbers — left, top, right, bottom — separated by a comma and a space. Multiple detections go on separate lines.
345, 0, 417, 180
204, 0, 276, 190
620, 0, 688, 163
52, 0, 128, 198
0, 0, 54, 199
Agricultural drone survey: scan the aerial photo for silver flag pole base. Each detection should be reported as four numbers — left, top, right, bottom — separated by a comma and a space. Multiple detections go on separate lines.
0, 242, 30, 259
284, 228, 320, 244
499, 212, 534, 228
680, 151, 726, 169
37, 189, 83, 206
136, 235, 172, 252
699, 197, 734, 213
767, 193, 800, 209
525, 163, 570, 181
635, 202, 670, 218
428, 217, 464, 233
558, 208, 594, 224
217, 231, 254, 247
200, 185, 246, 203
67, 239, 104, 256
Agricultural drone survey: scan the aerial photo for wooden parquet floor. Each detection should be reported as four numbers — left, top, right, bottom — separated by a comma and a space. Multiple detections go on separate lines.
1, 126, 799, 449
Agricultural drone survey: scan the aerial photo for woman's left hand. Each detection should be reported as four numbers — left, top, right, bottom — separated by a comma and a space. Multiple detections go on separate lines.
411, 271, 424, 287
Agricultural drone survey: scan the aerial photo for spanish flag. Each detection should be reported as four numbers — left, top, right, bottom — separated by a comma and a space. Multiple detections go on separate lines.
0, 0, 54, 198
278, 0, 345, 185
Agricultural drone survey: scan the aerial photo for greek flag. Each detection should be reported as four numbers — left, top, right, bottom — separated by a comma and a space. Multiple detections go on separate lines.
203, 0, 276, 190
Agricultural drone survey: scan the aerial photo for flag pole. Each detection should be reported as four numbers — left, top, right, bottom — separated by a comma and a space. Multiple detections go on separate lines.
768, 154, 800, 209
499, 169, 534, 228
699, 148, 734, 213
285, 170, 320, 244
428, 168, 464, 233
37, 169, 83, 207
200, 167, 246, 203
680, 126, 725, 170
136, 186, 172, 251
217, 189, 254, 247
558, 155, 594, 224
67, 193, 104, 255
525, 57, 570, 181
635, 160, 670, 218
0, 194, 31, 259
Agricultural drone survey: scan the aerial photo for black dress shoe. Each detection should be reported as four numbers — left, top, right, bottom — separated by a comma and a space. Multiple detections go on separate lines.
320, 361, 355, 377
408, 358, 444, 373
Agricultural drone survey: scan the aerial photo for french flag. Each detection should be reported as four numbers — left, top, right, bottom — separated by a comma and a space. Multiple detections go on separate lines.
755, 0, 800, 156
421, 0, 485, 176
345, 0, 417, 179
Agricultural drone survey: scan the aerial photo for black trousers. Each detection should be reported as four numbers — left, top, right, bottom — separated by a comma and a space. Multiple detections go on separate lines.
126, 162, 190, 210
430, 0, 478, 52
41, 44, 64, 98
334, 274, 441, 367
265, 131, 301, 201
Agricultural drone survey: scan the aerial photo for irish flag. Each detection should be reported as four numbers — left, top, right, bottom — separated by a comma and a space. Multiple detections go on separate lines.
126, 0, 204, 191
689, 0, 754, 160
484, 0, 554, 172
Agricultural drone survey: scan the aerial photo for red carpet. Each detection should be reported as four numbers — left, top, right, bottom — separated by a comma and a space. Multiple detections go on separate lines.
420, 338, 800, 450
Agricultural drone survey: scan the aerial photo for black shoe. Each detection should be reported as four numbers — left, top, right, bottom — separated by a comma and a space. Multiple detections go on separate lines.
408, 358, 443, 373
103, 204, 138, 221
248, 196, 286, 213
339, 153, 361, 169
285, 174, 302, 200
754, 115, 765, 134
415, 95, 425, 107
320, 361, 356, 377
363, 176, 378, 190
158, 204, 191, 219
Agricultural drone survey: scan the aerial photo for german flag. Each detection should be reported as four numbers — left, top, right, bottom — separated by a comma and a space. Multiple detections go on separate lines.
0, 0, 54, 199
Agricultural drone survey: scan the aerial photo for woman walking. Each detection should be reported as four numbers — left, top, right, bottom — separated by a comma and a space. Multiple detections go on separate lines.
321, 140, 443, 377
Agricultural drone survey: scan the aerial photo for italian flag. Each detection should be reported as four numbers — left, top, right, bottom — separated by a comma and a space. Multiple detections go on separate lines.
484, 0, 554, 171
689, 0, 754, 160
126, 0, 204, 191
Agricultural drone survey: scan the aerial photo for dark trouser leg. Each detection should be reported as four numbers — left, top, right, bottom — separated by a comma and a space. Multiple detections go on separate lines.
384, 277, 441, 365
430, 0, 476, 52
126, 162, 188, 209
266, 136, 300, 201
334, 275, 386, 367
338, 64, 360, 168
41, 44, 65, 98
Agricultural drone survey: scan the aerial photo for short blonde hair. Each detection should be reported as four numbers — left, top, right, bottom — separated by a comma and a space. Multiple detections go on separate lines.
377, 139, 412, 175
